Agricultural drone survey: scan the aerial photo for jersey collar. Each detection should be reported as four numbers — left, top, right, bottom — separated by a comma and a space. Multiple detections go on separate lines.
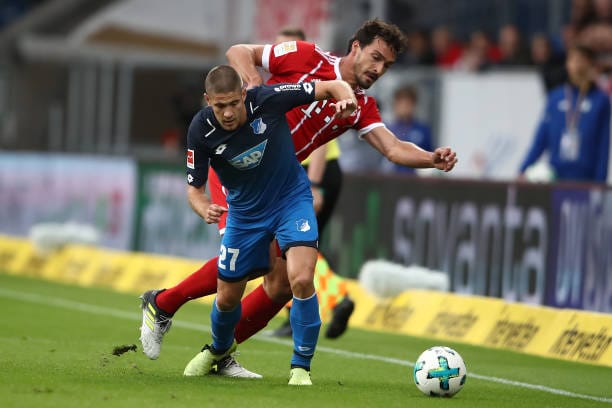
334, 57, 342, 80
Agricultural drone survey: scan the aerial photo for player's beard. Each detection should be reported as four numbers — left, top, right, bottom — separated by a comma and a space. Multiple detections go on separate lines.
353, 61, 377, 89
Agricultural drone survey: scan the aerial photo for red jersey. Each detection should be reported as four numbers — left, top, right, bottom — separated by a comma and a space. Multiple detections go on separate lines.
262, 41, 385, 161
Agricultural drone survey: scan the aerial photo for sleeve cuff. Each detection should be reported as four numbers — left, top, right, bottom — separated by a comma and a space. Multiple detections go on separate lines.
357, 122, 385, 139
262, 44, 272, 71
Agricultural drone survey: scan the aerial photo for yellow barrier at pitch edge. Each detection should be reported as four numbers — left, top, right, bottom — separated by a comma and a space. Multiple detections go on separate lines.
0, 234, 610, 368
348, 286, 612, 367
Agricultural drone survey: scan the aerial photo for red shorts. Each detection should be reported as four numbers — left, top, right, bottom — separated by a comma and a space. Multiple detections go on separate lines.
208, 167, 281, 257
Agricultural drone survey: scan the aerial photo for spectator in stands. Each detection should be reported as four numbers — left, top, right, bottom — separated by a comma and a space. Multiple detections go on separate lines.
380, 85, 433, 174
497, 24, 530, 66
570, 0, 597, 31
578, 0, 612, 72
519, 44, 610, 182
530, 33, 568, 91
593, 0, 612, 22
455, 30, 500, 71
403, 29, 435, 66
557, 24, 580, 54
431, 26, 463, 68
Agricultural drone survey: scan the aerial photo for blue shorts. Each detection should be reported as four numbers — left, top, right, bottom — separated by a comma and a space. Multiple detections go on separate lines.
217, 193, 318, 282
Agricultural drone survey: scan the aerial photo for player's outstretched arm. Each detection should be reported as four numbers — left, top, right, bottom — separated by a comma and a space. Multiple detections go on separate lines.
187, 184, 228, 224
314, 80, 358, 119
226, 44, 266, 89
363, 126, 457, 172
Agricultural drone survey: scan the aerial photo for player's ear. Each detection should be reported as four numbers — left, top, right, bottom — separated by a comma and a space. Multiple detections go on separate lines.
204, 93, 210, 106
350, 40, 361, 56
241, 88, 247, 100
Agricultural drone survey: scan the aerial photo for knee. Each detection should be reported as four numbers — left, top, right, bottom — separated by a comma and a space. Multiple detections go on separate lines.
290, 274, 315, 297
264, 278, 293, 303
216, 293, 240, 311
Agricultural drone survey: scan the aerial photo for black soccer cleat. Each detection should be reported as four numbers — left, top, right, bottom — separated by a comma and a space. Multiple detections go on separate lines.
325, 296, 355, 339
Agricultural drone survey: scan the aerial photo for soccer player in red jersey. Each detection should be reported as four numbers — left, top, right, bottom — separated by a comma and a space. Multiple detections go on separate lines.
140, 20, 458, 376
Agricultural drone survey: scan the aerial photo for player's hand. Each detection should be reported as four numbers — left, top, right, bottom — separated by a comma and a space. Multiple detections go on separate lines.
330, 99, 357, 119
311, 186, 324, 214
204, 204, 228, 224
432, 147, 457, 172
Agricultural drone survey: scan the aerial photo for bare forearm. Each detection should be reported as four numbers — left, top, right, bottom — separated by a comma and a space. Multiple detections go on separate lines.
315, 80, 356, 104
366, 126, 457, 172
226, 45, 263, 87
387, 141, 435, 168
187, 186, 211, 220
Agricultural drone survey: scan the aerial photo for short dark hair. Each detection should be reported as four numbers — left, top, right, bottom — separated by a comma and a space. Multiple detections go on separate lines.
278, 26, 306, 41
570, 43, 597, 63
205, 65, 243, 95
346, 19, 408, 56
394, 85, 418, 103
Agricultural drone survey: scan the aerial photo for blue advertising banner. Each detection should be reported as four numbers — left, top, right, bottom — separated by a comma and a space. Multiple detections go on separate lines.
547, 188, 612, 313
322, 174, 611, 313
321, 175, 553, 306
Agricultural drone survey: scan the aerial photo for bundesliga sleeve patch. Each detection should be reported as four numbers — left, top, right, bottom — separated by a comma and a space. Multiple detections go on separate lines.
187, 149, 195, 169
273, 41, 297, 57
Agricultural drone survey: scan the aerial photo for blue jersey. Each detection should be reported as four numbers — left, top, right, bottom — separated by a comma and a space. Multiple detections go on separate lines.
520, 83, 611, 182
187, 83, 316, 219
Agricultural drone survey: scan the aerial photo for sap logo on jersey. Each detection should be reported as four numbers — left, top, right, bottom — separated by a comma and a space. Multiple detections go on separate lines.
250, 118, 267, 135
296, 219, 311, 232
230, 140, 268, 170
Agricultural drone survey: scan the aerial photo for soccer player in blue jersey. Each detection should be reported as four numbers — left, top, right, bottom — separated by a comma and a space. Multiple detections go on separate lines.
181, 65, 357, 385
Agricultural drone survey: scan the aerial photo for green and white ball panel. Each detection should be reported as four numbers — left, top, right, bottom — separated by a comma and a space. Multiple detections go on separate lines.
413, 346, 467, 397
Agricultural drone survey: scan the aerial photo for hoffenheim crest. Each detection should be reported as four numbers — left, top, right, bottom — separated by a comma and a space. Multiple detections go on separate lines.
296, 219, 311, 232
250, 118, 267, 134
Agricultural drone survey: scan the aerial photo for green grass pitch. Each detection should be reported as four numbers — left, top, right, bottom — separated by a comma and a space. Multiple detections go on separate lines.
1, 273, 611, 408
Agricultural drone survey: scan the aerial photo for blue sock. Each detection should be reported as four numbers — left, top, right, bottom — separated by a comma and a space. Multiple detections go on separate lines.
290, 293, 321, 370
210, 297, 241, 354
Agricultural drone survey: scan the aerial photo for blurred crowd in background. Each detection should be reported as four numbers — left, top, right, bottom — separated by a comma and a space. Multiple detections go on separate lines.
0, 0, 611, 183
396, 0, 612, 91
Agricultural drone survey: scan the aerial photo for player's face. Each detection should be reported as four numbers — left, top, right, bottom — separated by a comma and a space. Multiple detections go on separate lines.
566, 49, 593, 85
353, 37, 396, 89
205, 89, 247, 131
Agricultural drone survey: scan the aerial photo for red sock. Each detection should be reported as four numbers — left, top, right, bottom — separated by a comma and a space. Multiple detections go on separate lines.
155, 256, 219, 314
235, 284, 286, 343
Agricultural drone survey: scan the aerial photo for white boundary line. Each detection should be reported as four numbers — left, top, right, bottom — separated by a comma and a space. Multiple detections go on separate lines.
1, 287, 611, 404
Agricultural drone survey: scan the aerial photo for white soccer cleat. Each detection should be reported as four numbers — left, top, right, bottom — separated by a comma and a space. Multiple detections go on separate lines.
139, 289, 173, 360
214, 354, 263, 379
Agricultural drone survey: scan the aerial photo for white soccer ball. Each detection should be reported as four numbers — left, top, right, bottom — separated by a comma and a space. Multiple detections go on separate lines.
413, 346, 467, 397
